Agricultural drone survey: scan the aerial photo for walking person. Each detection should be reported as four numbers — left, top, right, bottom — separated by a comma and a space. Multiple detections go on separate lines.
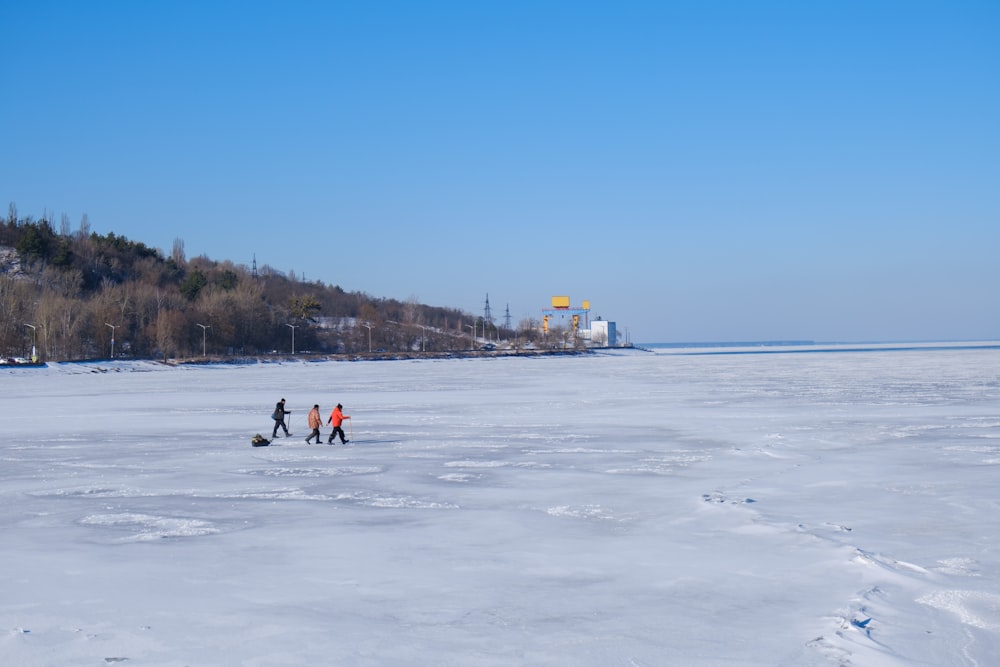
271, 398, 291, 438
327, 403, 351, 444
305, 404, 322, 444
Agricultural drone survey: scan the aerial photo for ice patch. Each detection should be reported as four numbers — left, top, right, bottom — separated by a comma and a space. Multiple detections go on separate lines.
437, 473, 481, 482
608, 455, 709, 475
934, 558, 982, 576
442, 460, 550, 469
522, 447, 638, 455
237, 466, 382, 477
546, 505, 624, 522
918, 590, 1000, 631
332, 491, 458, 509
211, 488, 331, 501
443, 460, 508, 468
30, 486, 146, 499
852, 548, 930, 574
79, 512, 219, 541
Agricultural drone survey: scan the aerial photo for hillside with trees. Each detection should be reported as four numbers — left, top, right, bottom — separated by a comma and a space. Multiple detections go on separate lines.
1, 205, 539, 361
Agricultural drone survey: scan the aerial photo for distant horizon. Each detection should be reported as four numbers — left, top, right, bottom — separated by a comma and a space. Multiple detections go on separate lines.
640, 339, 1000, 348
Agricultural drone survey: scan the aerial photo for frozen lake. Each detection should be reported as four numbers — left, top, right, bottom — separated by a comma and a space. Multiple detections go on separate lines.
3, 345, 1000, 666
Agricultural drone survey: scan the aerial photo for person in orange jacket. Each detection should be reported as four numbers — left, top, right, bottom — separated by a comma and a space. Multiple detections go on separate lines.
327, 403, 350, 444
305, 404, 322, 444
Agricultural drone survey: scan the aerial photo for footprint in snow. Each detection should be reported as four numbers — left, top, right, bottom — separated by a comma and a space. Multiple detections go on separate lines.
702, 492, 756, 504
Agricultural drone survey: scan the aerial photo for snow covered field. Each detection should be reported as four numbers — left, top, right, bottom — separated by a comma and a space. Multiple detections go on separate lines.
3, 345, 1000, 666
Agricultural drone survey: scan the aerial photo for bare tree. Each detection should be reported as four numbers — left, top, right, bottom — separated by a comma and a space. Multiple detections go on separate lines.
77, 213, 90, 240
172, 237, 186, 264
403, 296, 421, 325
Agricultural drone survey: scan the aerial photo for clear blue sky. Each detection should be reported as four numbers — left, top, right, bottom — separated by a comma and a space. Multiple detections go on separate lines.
2, 1, 997, 343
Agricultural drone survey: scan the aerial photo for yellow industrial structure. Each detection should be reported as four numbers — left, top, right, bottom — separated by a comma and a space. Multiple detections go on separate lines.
539, 295, 618, 347
541, 296, 590, 335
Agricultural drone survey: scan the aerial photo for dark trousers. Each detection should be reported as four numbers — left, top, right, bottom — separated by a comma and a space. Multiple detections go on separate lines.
329, 426, 347, 443
272, 417, 289, 437
305, 428, 321, 443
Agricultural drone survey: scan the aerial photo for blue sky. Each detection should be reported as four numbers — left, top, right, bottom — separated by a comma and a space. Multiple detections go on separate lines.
2, 1, 997, 343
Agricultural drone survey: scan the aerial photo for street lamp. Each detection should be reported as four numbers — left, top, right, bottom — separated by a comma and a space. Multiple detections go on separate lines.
418, 325, 428, 352
196, 323, 210, 357
285, 323, 298, 355
105, 323, 117, 359
362, 322, 372, 353
465, 323, 475, 350
24, 323, 36, 361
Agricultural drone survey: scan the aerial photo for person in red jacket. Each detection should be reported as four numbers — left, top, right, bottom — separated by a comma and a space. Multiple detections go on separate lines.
327, 403, 350, 444
305, 404, 322, 444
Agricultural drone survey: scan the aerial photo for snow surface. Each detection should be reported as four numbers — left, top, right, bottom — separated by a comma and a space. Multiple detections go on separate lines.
3, 346, 1000, 666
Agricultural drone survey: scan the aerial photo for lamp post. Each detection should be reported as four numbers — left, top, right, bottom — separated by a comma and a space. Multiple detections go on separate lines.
362, 323, 372, 353
285, 323, 298, 355
418, 325, 428, 352
105, 323, 117, 359
196, 323, 210, 357
24, 323, 36, 361
465, 323, 475, 350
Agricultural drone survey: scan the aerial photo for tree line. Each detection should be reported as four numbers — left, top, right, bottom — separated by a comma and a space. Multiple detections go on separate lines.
1, 205, 537, 361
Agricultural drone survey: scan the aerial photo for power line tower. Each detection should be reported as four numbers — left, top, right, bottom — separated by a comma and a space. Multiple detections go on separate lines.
504, 304, 512, 331
483, 293, 494, 339
252, 253, 259, 281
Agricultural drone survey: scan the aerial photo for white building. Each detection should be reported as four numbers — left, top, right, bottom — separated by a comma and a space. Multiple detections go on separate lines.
589, 320, 617, 347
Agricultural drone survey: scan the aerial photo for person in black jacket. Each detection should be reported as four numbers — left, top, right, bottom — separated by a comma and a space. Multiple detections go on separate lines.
271, 398, 291, 438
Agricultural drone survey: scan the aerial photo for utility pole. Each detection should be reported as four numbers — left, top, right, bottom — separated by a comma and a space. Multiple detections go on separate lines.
105, 323, 117, 359
24, 323, 36, 361
285, 323, 298, 355
418, 325, 428, 352
362, 323, 372, 353
196, 323, 210, 357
